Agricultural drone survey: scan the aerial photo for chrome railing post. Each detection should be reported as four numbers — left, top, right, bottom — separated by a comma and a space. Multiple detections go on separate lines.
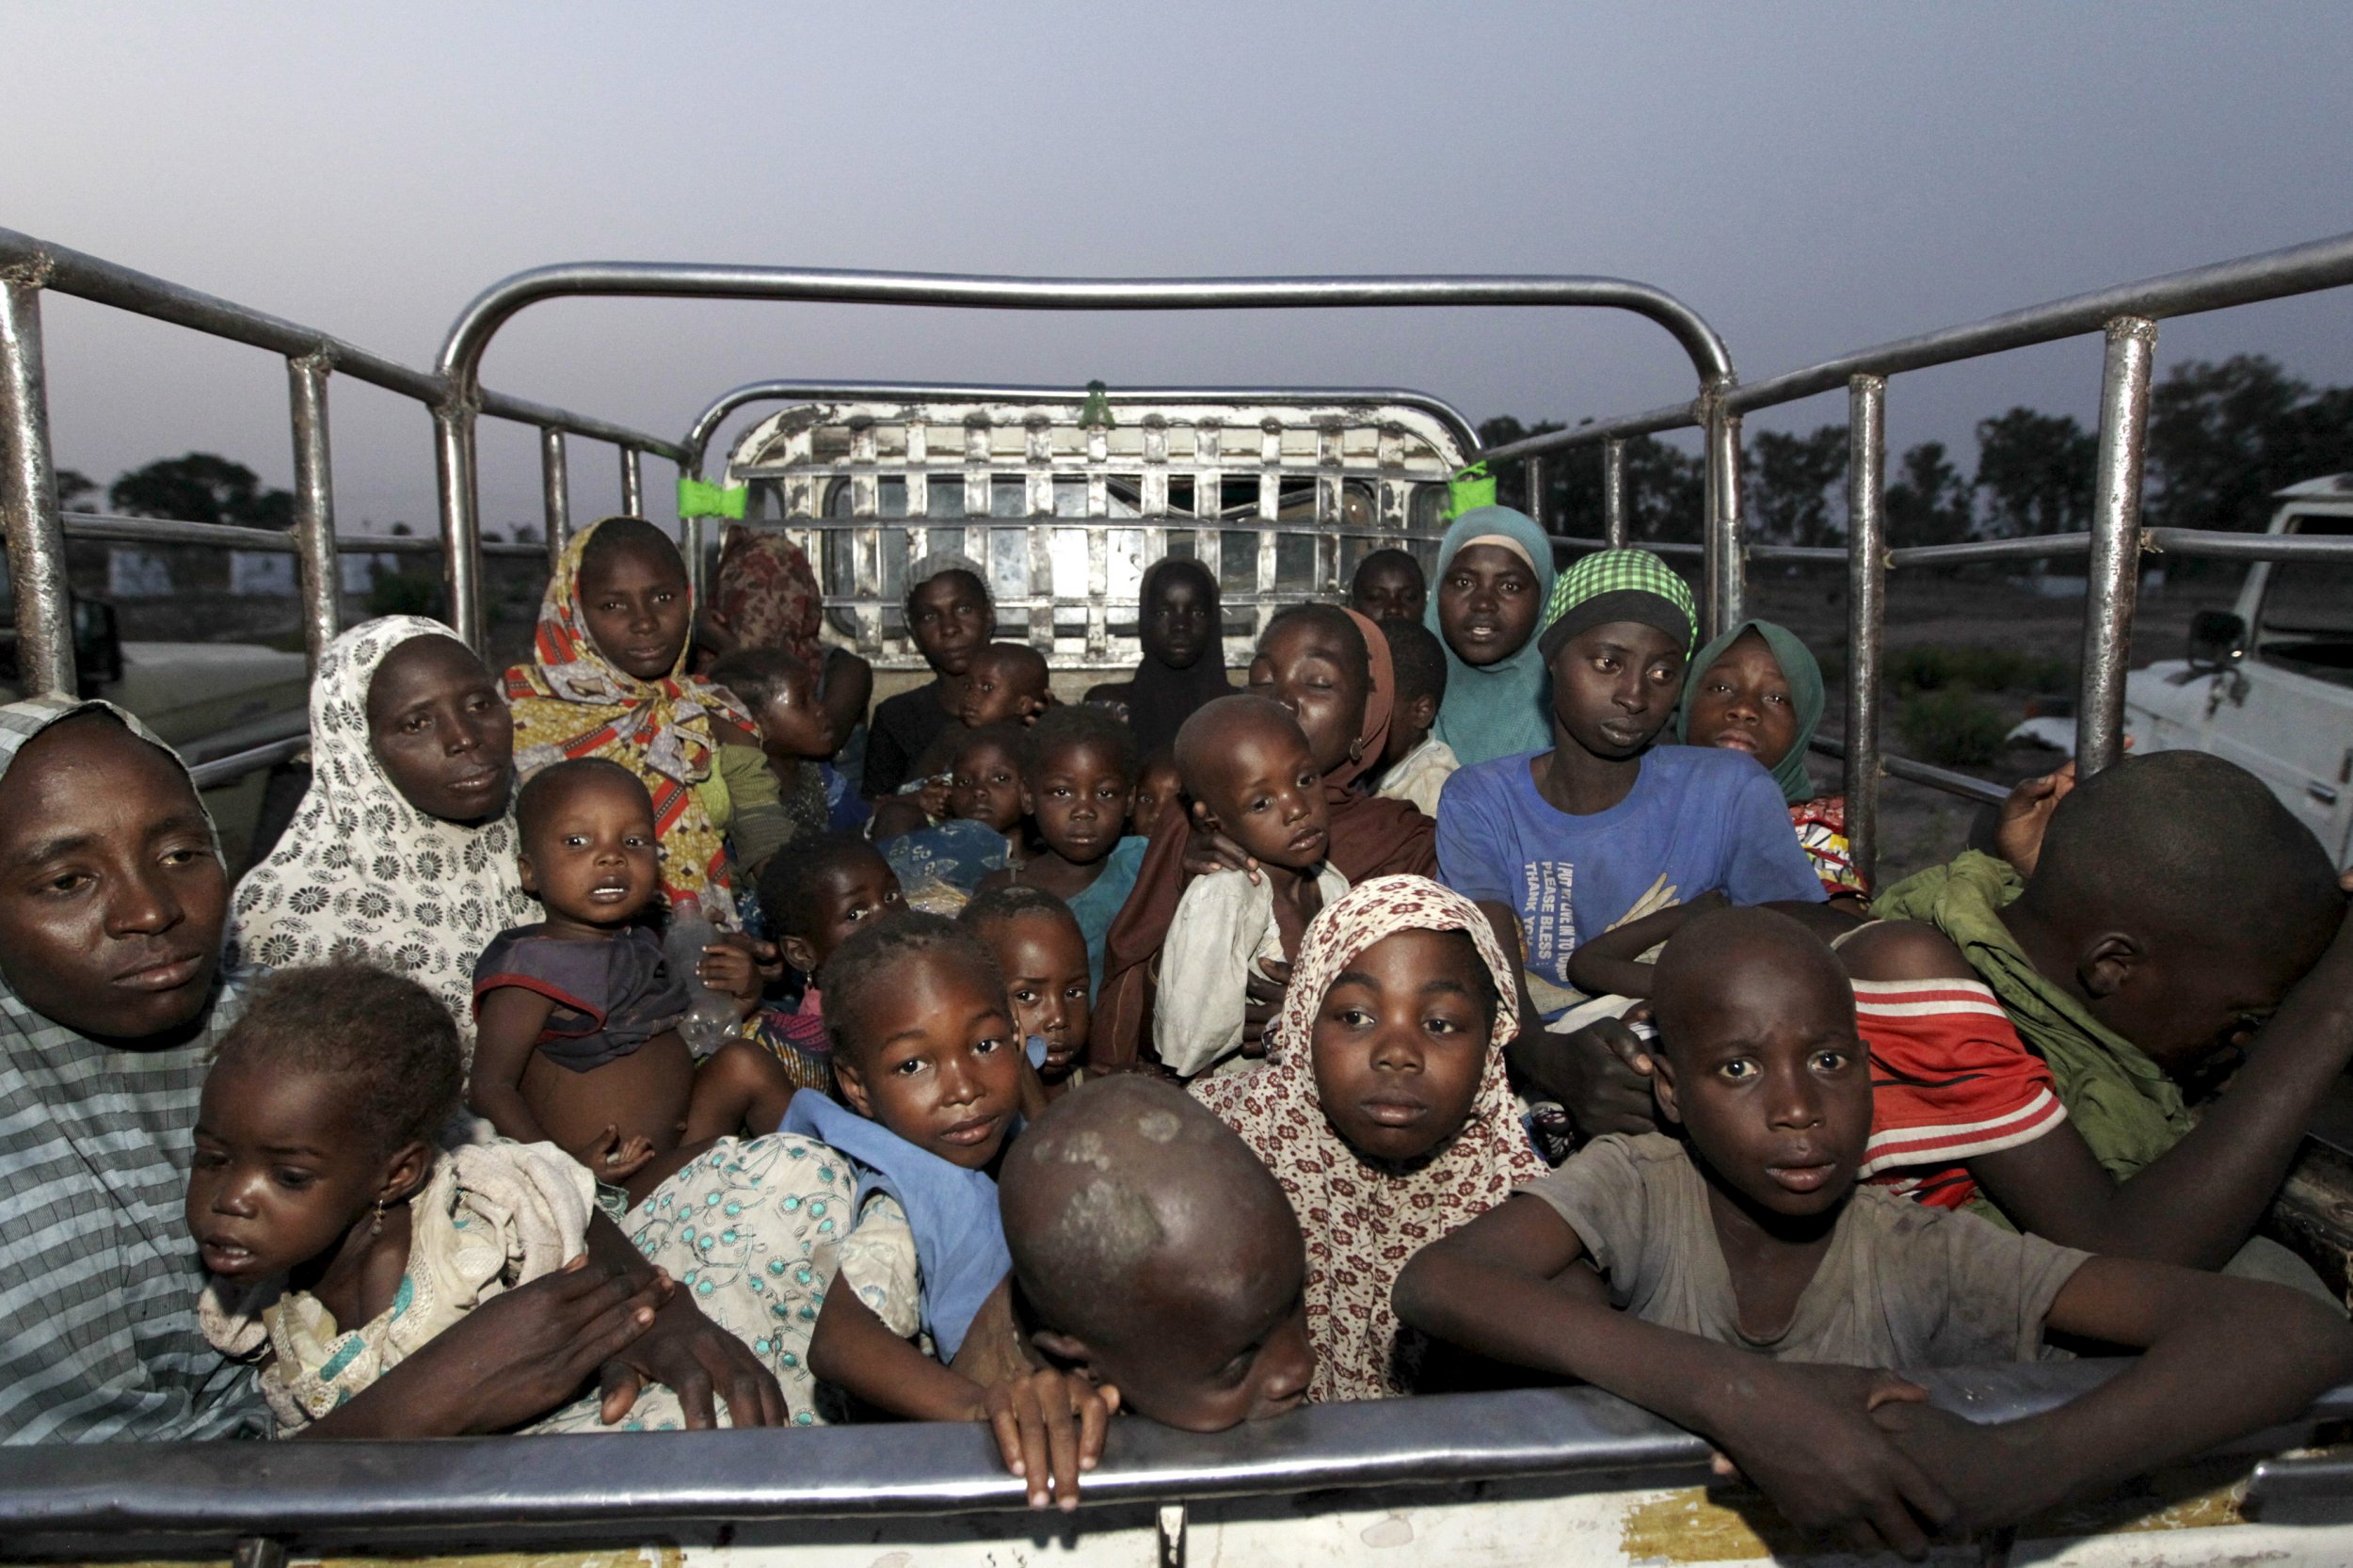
1524, 455, 1546, 531
285, 353, 339, 667
434, 398, 485, 651
1844, 376, 1887, 888
620, 446, 644, 517
2076, 317, 2156, 777
0, 275, 72, 697
1702, 382, 1744, 637
539, 427, 569, 577
1602, 438, 1628, 548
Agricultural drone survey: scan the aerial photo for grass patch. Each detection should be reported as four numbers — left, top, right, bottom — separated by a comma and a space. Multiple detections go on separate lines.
1889, 644, 2069, 696
1898, 689, 2010, 768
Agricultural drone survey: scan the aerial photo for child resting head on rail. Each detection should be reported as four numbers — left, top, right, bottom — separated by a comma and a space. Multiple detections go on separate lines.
1394, 905, 2353, 1557
1000, 1077, 1314, 1432
468, 760, 801, 1208
504, 516, 772, 928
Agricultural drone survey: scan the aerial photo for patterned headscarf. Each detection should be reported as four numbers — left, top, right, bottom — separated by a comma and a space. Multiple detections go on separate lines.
504, 518, 757, 924
1536, 547, 1698, 663
713, 524, 825, 685
229, 616, 541, 1054
1192, 875, 1545, 1402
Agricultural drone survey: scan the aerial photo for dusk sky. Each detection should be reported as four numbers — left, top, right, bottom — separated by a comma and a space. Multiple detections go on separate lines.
8, 2, 2351, 534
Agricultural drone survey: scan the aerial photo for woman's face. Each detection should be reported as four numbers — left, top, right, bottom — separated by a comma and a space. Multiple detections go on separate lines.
1435, 543, 1542, 668
579, 542, 693, 681
1142, 567, 1217, 671
0, 713, 226, 1040
1310, 928, 1493, 1165
366, 636, 515, 823
1245, 618, 1368, 776
908, 571, 994, 678
1684, 632, 1799, 770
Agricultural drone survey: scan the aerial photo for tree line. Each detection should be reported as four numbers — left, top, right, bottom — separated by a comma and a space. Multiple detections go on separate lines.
1480, 354, 2353, 562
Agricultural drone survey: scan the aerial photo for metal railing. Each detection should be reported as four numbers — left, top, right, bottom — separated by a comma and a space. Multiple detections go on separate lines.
1485, 229, 2353, 886
0, 226, 680, 697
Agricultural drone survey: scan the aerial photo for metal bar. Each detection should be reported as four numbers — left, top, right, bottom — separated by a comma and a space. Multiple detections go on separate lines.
2144, 526, 2353, 562
1746, 543, 1848, 564
1809, 736, 2009, 807
1845, 376, 1888, 888
1523, 454, 1545, 530
0, 277, 72, 697
284, 354, 337, 668
53, 512, 534, 557
1477, 400, 1698, 464
1549, 536, 1705, 561
2076, 317, 2156, 776
1887, 534, 2092, 569
620, 446, 644, 516
186, 734, 308, 791
539, 427, 569, 575
0, 228, 681, 459
1722, 228, 2353, 415
433, 403, 485, 651
1702, 392, 1744, 637
1601, 439, 1627, 546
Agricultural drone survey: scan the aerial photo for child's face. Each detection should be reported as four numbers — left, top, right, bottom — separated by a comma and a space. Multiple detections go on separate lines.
1194, 723, 1330, 871
791, 856, 904, 973
949, 739, 1025, 833
908, 572, 994, 679
1022, 739, 1131, 866
1547, 620, 1685, 761
519, 776, 661, 930
750, 671, 837, 762
1436, 543, 1541, 668
1246, 620, 1367, 777
186, 1062, 393, 1281
987, 912, 1090, 1081
956, 650, 1047, 728
579, 544, 693, 682
1384, 691, 1438, 766
1142, 569, 1217, 672
365, 635, 514, 824
1351, 558, 1425, 625
1070, 1223, 1314, 1432
1653, 964, 1870, 1221
836, 952, 1024, 1170
1129, 758, 1182, 838
1685, 632, 1799, 771
1309, 929, 1493, 1165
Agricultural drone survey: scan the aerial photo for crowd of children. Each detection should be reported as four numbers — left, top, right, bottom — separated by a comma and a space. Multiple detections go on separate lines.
5, 504, 2352, 1550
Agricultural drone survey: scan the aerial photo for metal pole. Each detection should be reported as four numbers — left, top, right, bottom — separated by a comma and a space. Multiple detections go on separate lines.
1702, 387, 1744, 637
619, 446, 643, 517
539, 426, 569, 577
285, 353, 338, 667
434, 401, 485, 651
1602, 439, 1628, 547
1524, 455, 1546, 530
2075, 317, 2155, 776
0, 278, 73, 697
1844, 376, 1887, 889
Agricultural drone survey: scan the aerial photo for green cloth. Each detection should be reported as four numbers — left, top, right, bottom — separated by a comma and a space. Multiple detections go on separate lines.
1876, 851, 2196, 1182
1448, 462, 1497, 518
677, 478, 748, 520
1675, 618, 1825, 806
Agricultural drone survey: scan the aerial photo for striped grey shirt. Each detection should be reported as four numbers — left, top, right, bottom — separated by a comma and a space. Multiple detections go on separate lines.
0, 698, 264, 1443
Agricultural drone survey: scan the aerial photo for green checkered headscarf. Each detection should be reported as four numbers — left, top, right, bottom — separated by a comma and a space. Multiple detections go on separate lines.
1536, 549, 1698, 663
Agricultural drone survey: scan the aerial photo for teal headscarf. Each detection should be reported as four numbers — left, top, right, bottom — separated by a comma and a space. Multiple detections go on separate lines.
1421, 506, 1558, 767
1674, 617, 1827, 805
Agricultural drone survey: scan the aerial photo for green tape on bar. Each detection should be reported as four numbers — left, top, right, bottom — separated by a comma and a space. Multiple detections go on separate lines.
677, 477, 747, 520
1077, 378, 1115, 429
1447, 462, 1496, 519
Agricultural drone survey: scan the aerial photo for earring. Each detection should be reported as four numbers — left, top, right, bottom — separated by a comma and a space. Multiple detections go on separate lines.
370, 1198, 385, 1238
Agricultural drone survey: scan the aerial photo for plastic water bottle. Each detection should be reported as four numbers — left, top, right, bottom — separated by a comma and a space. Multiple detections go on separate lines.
664, 895, 736, 1057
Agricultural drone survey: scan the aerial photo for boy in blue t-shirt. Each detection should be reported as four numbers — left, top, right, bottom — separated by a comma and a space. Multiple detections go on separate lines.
1435, 550, 1823, 1027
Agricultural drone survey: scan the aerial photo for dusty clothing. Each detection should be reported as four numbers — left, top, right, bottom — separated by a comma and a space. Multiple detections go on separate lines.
1523, 1133, 2089, 1366
228, 616, 541, 1056
1156, 862, 1351, 1079
1375, 734, 1460, 818
1193, 876, 1546, 1402
1854, 974, 2067, 1212
0, 697, 266, 1445
713, 524, 826, 685
863, 683, 958, 799
472, 925, 689, 1072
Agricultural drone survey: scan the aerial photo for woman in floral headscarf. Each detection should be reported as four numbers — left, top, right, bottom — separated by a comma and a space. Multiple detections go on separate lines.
1192, 875, 1545, 1402
504, 517, 765, 926
229, 616, 539, 1054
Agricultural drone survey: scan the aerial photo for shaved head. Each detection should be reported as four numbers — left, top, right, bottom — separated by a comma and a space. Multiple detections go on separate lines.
1172, 693, 1308, 804
1652, 904, 1853, 1064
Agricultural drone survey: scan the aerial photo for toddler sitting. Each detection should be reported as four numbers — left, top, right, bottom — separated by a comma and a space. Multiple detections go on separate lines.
1155, 695, 1347, 1077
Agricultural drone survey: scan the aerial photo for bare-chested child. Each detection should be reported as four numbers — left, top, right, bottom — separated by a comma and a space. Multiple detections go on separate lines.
1000, 1077, 1314, 1431
1154, 695, 1347, 1077
470, 759, 800, 1206
1398, 906, 2353, 1557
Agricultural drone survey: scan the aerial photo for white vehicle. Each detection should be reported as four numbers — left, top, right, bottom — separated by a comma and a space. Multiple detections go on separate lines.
2127, 476, 2353, 867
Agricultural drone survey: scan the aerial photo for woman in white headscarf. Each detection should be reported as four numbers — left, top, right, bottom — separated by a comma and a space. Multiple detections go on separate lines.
228, 616, 539, 1054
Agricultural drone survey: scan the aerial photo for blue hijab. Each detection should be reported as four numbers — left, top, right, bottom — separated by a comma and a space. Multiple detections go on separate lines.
1422, 506, 1559, 767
